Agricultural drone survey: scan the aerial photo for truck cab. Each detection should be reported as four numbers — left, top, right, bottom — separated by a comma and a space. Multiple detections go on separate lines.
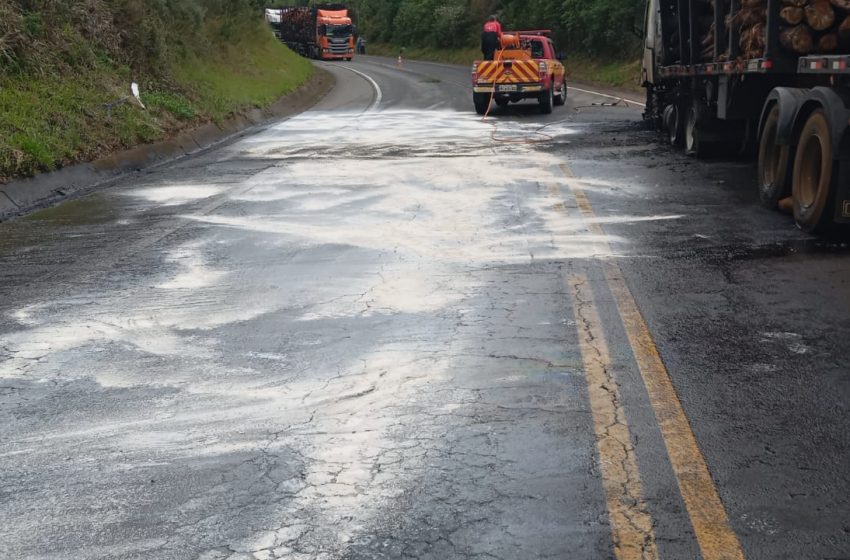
315, 9, 355, 60
472, 32, 567, 115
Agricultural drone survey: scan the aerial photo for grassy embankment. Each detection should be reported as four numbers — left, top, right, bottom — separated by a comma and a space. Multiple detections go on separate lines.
367, 43, 642, 93
0, 1, 312, 183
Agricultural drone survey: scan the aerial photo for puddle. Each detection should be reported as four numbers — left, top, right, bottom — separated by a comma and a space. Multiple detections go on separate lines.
25, 194, 118, 225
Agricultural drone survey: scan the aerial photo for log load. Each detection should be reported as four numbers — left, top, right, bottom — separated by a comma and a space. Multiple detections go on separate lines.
781, 6, 805, 24
818, 31, 840, 50
805, 0, 836, 31
742, 22, 768, 56
717, 0, 850, 58
780, 24, 815, 52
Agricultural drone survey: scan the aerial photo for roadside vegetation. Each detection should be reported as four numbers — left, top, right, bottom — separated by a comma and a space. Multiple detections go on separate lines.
367, 43, 642, 92
351, 0, 644, 91
0, 0, 312, 182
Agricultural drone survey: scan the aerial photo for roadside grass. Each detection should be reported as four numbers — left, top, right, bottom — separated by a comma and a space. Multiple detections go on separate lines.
170, 24, 313, 122
0, 21, 311, 182
0, 69, 160, 179
564, 57, 643, 92
368, 43, 481, 65
367, 42, 642, 93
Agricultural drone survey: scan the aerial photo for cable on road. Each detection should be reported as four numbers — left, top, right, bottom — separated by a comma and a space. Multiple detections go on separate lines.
478, 48, 634, 145
479, 50, 558, 146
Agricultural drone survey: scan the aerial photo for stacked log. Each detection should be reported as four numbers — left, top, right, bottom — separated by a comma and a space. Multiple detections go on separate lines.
805, 0, 835, 31
278, 7, 316, 45
780, 23, 814, 52
712, 0, 850, 59
697, 0, 727, 61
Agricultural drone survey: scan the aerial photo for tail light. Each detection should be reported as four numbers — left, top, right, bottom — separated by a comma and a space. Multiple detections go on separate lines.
538, 62, 547, 80
471, 62, 478, 84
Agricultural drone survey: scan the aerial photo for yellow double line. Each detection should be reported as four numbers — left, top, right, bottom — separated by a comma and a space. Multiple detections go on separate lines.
557, 164, 745, 560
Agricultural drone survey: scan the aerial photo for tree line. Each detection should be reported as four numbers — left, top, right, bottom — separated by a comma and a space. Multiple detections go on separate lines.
346, 0, 646, 57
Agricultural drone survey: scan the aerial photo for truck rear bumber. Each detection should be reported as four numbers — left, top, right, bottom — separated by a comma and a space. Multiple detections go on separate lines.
473, 60, 544, 94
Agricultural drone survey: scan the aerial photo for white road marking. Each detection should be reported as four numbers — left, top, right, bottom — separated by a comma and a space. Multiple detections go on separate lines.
358, 59, 470, 91
355, 56, 645, 108
568, 86, 645, 107
335, 64, 383, 111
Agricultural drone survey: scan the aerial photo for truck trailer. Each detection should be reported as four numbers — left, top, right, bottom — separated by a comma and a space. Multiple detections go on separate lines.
265, 4, 355, 61
642, 0, 850, 232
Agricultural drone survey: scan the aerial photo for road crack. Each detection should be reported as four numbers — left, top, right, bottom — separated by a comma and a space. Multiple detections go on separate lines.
570, 274, 658, 560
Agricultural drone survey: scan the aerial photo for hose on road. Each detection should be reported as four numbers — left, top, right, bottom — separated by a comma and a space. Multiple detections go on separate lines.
477, 46, 629, 145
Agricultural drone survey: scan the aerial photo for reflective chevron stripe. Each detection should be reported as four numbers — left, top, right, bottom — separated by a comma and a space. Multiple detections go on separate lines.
476, 60, 540, 84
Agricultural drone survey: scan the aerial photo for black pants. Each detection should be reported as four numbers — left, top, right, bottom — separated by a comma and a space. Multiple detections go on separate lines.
481, 31, 498, 60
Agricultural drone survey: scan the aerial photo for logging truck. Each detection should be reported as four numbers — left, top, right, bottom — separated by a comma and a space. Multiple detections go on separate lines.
642, 0, 850, 232
471, 31, 567, 115
265, 4, 355, 60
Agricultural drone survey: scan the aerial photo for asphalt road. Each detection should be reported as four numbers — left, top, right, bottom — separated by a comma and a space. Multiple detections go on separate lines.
1, 56, 848, 560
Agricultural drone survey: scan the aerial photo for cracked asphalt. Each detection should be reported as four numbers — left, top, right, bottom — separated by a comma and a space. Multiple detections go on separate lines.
1, 57, 849, 560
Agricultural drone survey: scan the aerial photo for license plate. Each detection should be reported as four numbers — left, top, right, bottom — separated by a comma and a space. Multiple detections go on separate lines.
497, 84, 518, 92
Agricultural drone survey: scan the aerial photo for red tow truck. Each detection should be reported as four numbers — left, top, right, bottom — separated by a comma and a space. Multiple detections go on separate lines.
471, 31, 567, 115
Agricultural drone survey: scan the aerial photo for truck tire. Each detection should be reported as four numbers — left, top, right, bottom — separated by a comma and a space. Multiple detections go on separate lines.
664, 103, 684, 147
554, 79, 567, 106
539, 84, 554, 114
474, 93, 491, 115
757, 106, 792, 209
791, 109, 837, 232
684, 103, 704, 157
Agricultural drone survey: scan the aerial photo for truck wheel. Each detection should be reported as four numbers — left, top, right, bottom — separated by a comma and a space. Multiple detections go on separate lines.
554, 79, 567, 106
473, 93, 491, 115
684, 102, 711, 157
539, 84, 554, 114
664, 103, 684, 147
684, 104, 700, 156
757, 106, 792, 209
792, 109, 837, 232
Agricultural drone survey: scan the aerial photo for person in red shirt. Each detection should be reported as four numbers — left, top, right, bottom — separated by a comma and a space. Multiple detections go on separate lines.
481, 15, 502, 60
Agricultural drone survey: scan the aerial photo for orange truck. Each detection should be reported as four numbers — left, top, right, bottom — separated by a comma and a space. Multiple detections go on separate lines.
471, 31, 567, 114
265, 4, 355, 61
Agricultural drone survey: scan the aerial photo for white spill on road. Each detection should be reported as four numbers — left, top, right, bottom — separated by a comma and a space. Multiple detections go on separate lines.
125, 183, 226, 206
0, 106, 672, 558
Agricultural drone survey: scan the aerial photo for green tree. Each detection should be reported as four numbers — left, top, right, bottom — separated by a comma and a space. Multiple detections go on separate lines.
347, 0, 644, 58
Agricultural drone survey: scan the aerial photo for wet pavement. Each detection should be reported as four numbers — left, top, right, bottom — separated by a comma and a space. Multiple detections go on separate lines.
1, 57, 849, 560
